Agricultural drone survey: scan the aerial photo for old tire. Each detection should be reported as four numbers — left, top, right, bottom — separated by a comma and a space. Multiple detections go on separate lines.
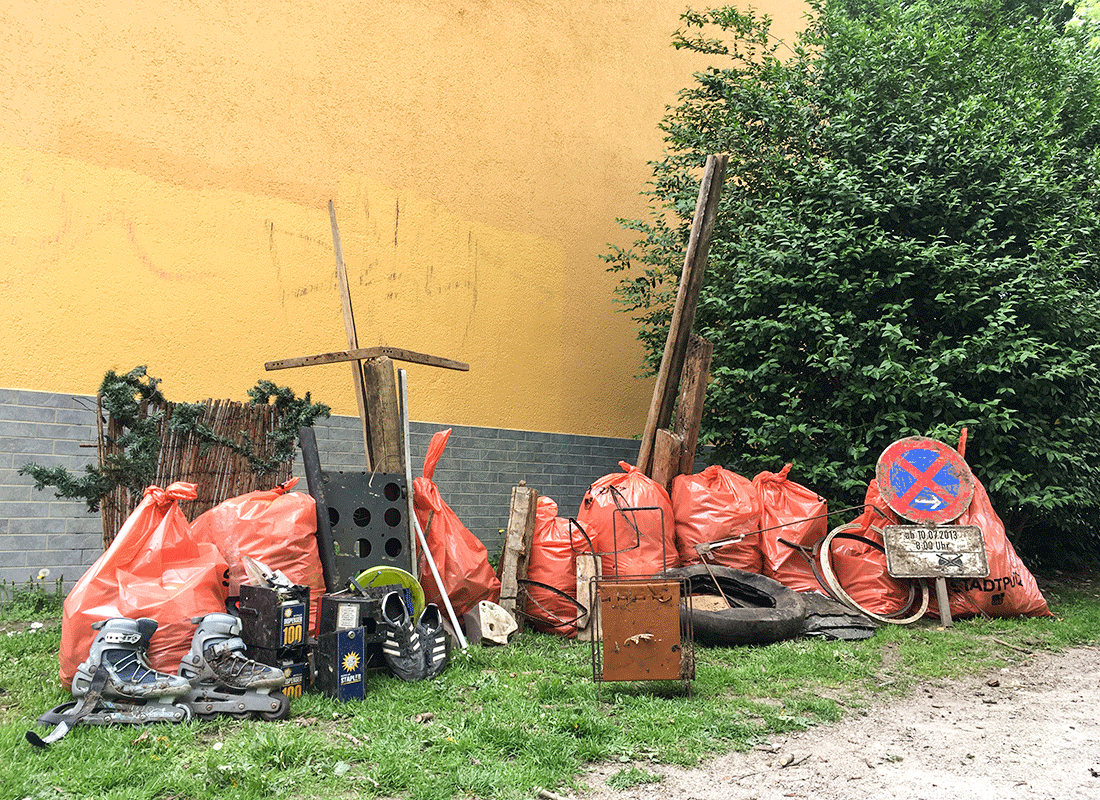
662, 565, 808, 647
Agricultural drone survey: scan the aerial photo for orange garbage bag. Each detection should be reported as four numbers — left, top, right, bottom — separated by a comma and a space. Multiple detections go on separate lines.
59, 482, 228, 688
753, 464, 827, 593
524, 496, 581, 636
190, 478, 326, 635
925, 479, 1052, 619
822, 481, 918, 617
577, 461, 678, 577
413, 429, 500, 618
671, 465, 763, 572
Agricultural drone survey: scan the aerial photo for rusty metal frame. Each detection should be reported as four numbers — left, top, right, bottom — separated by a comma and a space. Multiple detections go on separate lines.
569, 487, 674, 577
590, 575, 694, 701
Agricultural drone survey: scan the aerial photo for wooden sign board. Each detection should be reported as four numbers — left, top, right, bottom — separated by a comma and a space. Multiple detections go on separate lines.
883, 524, 989, 579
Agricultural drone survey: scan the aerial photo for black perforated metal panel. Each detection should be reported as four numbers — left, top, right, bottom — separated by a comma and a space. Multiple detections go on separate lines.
320, 471, 411, 579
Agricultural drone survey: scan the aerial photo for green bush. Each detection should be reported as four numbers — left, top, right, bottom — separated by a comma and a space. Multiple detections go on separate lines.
607, 0, 1100, 561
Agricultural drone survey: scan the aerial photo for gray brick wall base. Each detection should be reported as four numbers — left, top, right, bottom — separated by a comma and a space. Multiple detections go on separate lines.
0, 389, 641, 591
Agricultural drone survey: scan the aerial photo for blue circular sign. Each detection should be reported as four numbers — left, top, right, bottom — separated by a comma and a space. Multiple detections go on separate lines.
875, 437, 975, 524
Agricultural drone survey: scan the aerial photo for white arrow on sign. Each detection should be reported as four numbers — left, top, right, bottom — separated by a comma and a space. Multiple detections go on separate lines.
913, 495, 945, 509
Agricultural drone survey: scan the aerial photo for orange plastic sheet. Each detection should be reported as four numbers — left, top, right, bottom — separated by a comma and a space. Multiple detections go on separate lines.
671, 465, 763, 572
413, 429, 500, 618
59, 482, 228, 688
577, 461, 678, 577
524, 496, 580, 637
190, 478, 326, 636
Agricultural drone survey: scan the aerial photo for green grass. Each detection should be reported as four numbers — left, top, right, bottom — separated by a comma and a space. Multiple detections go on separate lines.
2, 573, 1097, 800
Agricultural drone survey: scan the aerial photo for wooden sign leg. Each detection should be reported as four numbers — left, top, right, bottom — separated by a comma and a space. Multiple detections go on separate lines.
636, 154, 727, 476
935, 577, 954, 627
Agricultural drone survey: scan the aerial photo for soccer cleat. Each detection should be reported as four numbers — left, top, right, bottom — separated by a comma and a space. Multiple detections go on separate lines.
415, 604, 450, 680
379, 591, 425, 681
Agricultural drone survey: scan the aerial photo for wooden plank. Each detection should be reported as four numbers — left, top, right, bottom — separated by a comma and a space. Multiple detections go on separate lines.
362, 357, 404, 473
265, 346, 469, 373
650, 428, 684, 499
637, 154, 728, 476
497, 483, 539, 631
673, 334, 714, 476
329, 200, 374, 471
575, 552, 601, 642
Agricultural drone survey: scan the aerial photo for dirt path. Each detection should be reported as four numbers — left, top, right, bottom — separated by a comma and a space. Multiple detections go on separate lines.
582, 645, 1100, 800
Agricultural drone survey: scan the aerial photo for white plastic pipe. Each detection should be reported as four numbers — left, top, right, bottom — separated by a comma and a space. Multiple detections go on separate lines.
399, 369, 469, 650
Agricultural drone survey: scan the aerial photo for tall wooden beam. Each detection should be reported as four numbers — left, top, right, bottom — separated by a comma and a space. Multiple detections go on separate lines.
674, 334, 714, 476
637, 154, 727, 477
330, 200, 374, 471
650, 428, 684, 497
274, 202, 469, 475
362, 357, 404, 473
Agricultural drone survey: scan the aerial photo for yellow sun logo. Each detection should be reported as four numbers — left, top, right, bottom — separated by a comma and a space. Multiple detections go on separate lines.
342, 652, 361, 672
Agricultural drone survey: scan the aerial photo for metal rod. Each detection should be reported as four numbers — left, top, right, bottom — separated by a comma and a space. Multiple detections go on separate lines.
398, 369, 468, 651
696, 503, 877, 556
397, 369, 419, 576
700, 558, 735, 609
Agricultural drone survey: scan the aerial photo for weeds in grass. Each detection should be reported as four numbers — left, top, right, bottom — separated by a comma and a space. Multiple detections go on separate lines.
606, 765, 663, 789
0, 576, 65, 621
0, 576, 1096, 800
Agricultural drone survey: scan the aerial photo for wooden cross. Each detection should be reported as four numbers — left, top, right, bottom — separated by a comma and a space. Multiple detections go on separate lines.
265, 201, 469, 473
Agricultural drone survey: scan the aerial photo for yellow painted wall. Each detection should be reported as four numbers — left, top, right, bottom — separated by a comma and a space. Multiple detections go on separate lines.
0, 0, 808, 437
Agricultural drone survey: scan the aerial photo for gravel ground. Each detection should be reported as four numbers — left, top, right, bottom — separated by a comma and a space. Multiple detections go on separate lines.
581, 644, 1100, 800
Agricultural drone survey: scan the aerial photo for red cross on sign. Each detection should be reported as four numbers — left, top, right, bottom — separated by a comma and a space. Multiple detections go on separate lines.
875, 437, 975, 524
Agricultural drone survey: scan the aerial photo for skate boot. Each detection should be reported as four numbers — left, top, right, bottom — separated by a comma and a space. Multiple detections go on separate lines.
73, 617, 192, 700
177, 613, 290, 720
29, 617, 191, 746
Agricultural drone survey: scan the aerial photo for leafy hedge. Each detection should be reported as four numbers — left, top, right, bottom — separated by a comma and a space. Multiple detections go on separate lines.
607, 0, 1100, 562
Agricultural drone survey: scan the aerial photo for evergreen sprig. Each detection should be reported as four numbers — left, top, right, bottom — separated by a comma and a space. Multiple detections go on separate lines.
20, 367, 329, 512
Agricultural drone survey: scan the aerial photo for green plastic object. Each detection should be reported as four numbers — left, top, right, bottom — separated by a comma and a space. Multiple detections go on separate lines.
353, 566, 426, 620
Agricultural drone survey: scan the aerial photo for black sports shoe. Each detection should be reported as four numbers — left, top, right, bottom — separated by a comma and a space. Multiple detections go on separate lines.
379, 591, 425, 681
415, 604, 450, 680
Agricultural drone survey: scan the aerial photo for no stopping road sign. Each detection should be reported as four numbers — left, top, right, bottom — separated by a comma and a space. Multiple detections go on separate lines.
875, 436, 975, 524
